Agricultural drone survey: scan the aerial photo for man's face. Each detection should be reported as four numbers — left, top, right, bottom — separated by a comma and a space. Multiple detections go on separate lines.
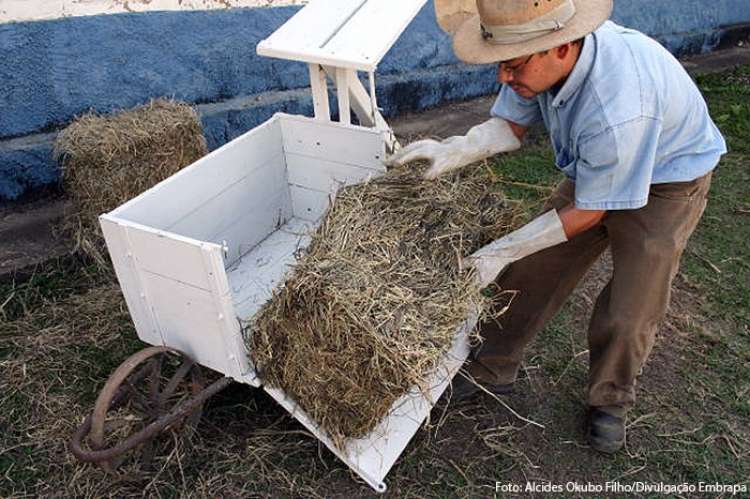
497, 51, 562, 98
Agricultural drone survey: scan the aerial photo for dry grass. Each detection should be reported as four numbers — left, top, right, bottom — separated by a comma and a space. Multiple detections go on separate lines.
54, 98, 207, 269
250, 163, 523, 444
2, 266, 747, 498
1, 188, 747, 497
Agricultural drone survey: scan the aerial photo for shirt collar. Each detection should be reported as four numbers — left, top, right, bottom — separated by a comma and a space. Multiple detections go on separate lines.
551, 31, 595, 108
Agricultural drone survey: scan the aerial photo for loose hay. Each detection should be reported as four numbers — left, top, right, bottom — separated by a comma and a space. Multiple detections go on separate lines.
249, 163, 523, 445
54, 98, 207, 269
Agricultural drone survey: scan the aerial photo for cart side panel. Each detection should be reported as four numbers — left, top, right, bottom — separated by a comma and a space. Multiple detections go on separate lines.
101, 218, 243, 378
286, 152, 384, 221
278, 114, 386, 222
108, 116, 291, 267
203, 162, 292, 267
280, 114, 387, 168
100, 215, 162, 347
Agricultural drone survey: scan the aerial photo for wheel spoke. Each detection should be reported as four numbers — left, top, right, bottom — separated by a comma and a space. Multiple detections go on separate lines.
158, 359, 195, 408
147, 356, 164, 414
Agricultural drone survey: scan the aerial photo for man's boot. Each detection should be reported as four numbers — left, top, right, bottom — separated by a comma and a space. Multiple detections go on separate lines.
587, 407, 626, 453
448, 373, 513, 403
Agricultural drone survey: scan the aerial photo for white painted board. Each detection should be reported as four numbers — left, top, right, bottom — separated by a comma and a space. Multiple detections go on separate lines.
286, 153, 379, 192
289, 184, 332, 222
111, 116, 291, 266
100, 215, 162, 347
257, 0, 428, 72
139, 270, 235, 377
279, 113, 387, 169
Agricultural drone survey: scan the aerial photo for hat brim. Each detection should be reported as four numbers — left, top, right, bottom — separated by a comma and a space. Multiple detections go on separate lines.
452, 0, 613, 64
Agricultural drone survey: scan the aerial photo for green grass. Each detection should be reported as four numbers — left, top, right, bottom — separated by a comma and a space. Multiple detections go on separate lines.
680, 67, 750, 423
0, 256, 108, 323
484, 64, 750, 492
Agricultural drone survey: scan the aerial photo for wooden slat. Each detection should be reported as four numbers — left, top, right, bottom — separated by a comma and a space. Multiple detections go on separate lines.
354, 71, 390, 131
279, 114, 386, 169
335, 67, 352, 124
210, 190, 293, 265
257, 0, 367, 65
125, 224, 217, 291
140, 271, 233, 377
100, 216, 163, 347
322, 65, 390, 131
167, 153, 287, 236
322, 0, 427, 70
166, 157, 293, 263
200, 244, 259, 384
286, 152, 380, 192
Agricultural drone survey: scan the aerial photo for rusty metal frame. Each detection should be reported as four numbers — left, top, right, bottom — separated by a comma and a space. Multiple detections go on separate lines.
70, 346, 233, 469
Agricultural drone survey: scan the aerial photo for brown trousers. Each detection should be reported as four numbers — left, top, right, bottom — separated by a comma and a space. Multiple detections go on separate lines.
469, 172, 712, 413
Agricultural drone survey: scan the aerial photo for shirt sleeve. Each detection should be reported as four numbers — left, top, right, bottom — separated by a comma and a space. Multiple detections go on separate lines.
574, 116, 662, 210
490, 84, 543, 126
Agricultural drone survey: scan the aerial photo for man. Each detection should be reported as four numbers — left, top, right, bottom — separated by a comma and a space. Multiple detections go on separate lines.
387, 0, 726, 453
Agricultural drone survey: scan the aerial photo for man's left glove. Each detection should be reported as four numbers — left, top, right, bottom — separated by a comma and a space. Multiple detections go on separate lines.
465, 210, 568, 288
385, 118, 521, 179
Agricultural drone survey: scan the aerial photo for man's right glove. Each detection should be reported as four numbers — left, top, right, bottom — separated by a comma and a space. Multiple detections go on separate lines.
464, 210, 568, 289
385, 118, 521, 179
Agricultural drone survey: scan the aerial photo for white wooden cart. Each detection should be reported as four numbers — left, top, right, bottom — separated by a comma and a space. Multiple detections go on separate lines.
71, 0, 476, 492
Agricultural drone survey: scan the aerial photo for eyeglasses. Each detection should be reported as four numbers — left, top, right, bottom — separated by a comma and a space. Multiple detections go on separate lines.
498, 54, 535, 78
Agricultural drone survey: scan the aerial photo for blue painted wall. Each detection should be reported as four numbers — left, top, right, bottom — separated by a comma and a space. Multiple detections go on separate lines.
2, 0, 750, 200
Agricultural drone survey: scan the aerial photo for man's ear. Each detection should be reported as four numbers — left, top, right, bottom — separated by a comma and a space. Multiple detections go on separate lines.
555, 43, 571, 60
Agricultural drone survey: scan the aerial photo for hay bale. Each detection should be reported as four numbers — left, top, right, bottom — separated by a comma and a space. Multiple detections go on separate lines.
249, 163, 522, 446
54, 98, 207, 268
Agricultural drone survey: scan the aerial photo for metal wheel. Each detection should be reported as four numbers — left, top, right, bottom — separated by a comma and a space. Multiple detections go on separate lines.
70, 346, 233, 472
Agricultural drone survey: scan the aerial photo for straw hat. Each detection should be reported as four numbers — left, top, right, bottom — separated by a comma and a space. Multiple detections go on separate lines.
448, 0, 613, 64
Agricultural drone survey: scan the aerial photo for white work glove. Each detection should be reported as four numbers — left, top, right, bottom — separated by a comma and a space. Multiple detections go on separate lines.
464, 210, 568, 288
385, 118, 521, 179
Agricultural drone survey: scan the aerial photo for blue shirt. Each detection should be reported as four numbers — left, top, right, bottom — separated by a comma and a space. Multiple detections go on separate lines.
491, 21, 727, 210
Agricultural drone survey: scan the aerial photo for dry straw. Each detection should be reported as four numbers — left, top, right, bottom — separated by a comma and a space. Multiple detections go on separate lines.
249, 163, 523, 446
54, 99, 207, 269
